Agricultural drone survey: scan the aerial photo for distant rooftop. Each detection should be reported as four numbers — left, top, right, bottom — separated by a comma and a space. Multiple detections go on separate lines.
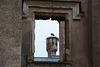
34, 57, 59, 62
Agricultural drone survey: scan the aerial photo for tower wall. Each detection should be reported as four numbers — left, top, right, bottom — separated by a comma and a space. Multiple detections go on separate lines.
0, 0, 22, 67
92, 0, 100, 67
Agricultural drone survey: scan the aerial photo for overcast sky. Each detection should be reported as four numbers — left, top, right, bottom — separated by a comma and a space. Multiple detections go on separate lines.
34, 19, 59, 57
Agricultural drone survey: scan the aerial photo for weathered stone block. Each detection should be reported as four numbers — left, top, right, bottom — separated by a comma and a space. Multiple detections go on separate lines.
0, 0, 22, 67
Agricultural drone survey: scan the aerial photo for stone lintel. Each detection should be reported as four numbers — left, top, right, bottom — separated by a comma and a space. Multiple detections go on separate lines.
23, 1, 83, 20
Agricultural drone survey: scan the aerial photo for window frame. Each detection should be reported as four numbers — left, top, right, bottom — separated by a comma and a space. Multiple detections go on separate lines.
22, 0, 83, 63
31, 13, 69, 62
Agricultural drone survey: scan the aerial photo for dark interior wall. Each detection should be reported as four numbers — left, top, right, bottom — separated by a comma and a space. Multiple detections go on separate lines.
92, 0, 100, 67
22, 20, 32, 67
22, 21, 32, 55
0, 0, 22, 67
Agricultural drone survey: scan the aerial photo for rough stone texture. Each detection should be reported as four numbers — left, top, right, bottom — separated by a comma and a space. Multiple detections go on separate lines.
0, 0, 22, 67
92, 0, 100, 67
59, 21, 66, 62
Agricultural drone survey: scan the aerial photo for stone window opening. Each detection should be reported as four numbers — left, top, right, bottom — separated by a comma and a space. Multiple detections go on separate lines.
22, 14, 70, 63
22, 0, 83, 65
31, 15, 69, 63
34, 18, 59, 59
33, 17, 62, 62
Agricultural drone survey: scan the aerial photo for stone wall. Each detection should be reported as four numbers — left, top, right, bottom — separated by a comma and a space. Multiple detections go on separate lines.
92, 0, 100, 67
61, 0, 90, 67
0, 0, 100, 67
0, 0, 22, 67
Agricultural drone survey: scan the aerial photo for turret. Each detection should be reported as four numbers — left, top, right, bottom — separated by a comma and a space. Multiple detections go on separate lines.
46, 34, 59, 57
